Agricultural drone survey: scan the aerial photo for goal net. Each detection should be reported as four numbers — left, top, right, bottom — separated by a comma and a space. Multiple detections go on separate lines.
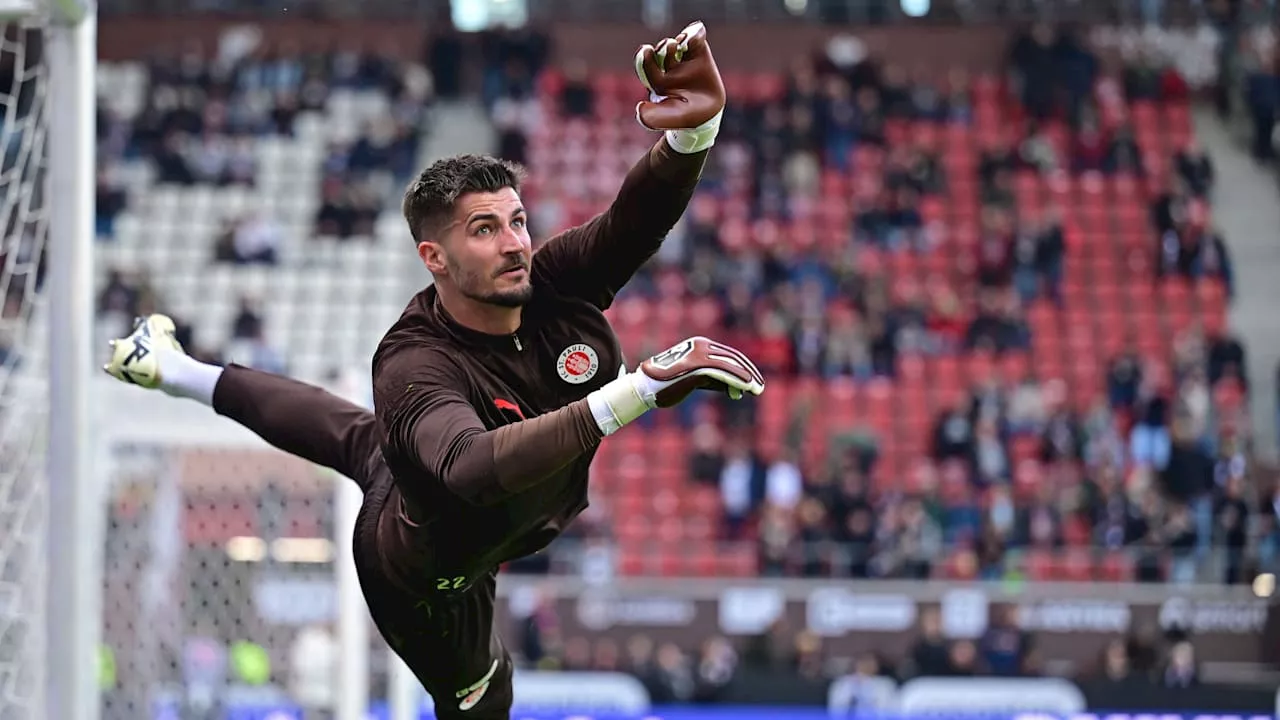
0, 18, 50, 720
95, 396, 364, 719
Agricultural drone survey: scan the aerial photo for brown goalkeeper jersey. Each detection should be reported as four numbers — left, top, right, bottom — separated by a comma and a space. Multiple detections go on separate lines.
371, 139, 706, 596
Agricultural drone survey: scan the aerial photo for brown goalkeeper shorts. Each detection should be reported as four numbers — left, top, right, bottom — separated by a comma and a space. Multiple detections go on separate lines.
352, 473, 514, 719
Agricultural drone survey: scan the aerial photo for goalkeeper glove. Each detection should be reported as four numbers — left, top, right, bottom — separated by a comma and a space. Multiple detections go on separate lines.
633, 20, 726, 154
586, 336, 765, 436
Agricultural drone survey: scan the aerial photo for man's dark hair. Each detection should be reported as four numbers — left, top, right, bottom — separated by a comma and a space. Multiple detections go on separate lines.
402, 154, 527, 244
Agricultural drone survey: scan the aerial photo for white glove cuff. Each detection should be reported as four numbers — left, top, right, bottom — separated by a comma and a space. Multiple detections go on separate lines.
586, 372, 661, 436
665, 108, 723, 154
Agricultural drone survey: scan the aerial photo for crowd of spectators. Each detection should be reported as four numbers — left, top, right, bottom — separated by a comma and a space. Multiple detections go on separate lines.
89, 40, 431, 364
57, 23, 1280, 589
494, 24, 1264, 585
511, 594, 1210, 704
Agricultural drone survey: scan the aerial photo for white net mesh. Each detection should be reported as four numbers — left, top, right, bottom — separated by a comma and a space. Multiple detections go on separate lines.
98, 412, 367, 719
0, 20, 48, 720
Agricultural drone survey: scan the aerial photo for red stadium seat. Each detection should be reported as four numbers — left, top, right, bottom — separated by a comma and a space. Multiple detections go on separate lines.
530, 64, 1209, 583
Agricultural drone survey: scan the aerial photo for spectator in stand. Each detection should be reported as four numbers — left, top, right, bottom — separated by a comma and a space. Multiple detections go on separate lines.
946, 640, 982, 676
1122, 47, 1166, 103
1245, 46, 1277, 161
153, 132, 196, 186
1130, 365, 1172, 469
1026, 208, 1066, 303
647, 644, 695, 704
752, 502, 793, 573
559, 59, 595, 118
1173, 139, 1214, 196
1072, 113, 1111, 173
720, 439, 765, 540
693, 637, 738, 703
1107, 345, 1144, 409
1151, 169, 1192, 236
791, 631, 827, 681
1040, 395, 1084, 464
688, 423, 724, 485
933, 403, 975, 463
95, 171, 127, 240
839, 502, 877, 578
1207, 329, 1247, 387
980, 605, 1032, 677
98, 267, 142, 321
902, 607, 951, 678
1008, 23, 1058, 121
792, 498, 832, 577
1095, 639, 1140, 685
213, 211, 281, 266
965, 289, 1030, 353
1161, 641, 1199, 688
1156, 205, 1234, 295
1017, 483, 1063, 548
765, 449, 805, 512
1216, 474, 1250, 584
971, 417, 1011, 487
925, 280, 968, 352
979, 138, 1017, 195
224, 320, 286, 375
230, 295, 264, 341
1105, 120, 1145, 176
1161, 501, 1201, 583
1018, 121, 1060, 174
1259, 482, 1280, 573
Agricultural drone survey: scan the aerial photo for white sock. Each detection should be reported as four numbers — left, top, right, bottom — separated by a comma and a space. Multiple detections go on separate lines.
156, 349, 223, 406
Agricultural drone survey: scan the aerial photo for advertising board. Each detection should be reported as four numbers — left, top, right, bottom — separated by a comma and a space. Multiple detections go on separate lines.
497, 578, 1276, 669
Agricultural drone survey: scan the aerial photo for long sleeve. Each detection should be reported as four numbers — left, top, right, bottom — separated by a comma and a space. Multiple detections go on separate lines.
530, 136, 708, 309
375, 347, 603, 506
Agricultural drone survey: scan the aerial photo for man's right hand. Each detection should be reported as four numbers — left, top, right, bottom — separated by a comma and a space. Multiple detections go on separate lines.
585, 336, 765, 436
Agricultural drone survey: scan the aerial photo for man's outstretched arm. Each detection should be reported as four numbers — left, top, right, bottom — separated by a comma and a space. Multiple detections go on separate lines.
531, 22, 725, 309
375, 348, 604, 507
375, 337, 764, 507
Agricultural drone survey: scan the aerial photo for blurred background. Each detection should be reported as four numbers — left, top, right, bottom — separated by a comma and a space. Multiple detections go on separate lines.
5, 0, 1280, 718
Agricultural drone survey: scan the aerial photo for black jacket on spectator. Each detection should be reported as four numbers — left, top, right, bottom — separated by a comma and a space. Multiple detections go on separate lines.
1161, 443, 1213, 500
1208, 334, 1246, 386
1174, 151, 1214, 196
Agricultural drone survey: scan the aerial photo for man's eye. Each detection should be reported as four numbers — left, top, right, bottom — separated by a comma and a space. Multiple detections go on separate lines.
512, 218, 526, 229
475, 225, 492, 235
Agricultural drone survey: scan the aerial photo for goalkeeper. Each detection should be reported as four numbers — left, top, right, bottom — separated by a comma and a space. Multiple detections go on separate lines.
107, 22, 764, 720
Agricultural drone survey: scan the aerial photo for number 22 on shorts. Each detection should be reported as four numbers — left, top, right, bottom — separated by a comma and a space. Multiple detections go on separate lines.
436, 576, 466, 591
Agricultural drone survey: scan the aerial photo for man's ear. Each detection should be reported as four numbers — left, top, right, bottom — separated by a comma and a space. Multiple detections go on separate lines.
418, 240, 448, 276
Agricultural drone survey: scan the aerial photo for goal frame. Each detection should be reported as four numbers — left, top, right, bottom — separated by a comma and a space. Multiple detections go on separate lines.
45, 0, 98, 718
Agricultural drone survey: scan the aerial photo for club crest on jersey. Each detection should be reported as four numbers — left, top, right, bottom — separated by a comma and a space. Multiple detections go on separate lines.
556, 343, 599, 385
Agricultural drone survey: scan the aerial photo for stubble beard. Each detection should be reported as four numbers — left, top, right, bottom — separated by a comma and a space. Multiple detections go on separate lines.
453, 261, 532, 308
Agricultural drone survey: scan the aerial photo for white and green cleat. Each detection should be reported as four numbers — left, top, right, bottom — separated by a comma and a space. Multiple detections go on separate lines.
104, 314, 184, 389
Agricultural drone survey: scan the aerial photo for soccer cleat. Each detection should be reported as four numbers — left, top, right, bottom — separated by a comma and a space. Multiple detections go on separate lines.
104, 314, 184, 389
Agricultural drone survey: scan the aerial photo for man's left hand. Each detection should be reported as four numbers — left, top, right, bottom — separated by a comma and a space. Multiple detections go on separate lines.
634, 21, 726, 133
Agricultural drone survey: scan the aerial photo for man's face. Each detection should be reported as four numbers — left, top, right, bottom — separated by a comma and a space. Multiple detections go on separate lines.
420, 188, 533, 307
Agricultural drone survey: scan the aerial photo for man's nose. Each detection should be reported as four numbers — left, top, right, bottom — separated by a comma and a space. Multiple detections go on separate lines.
497, 225, 527, 252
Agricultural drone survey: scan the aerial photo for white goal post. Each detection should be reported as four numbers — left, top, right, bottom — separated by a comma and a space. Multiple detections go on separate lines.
45, 0, 97, 719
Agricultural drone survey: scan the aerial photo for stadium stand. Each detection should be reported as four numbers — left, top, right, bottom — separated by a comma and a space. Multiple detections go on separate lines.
51, 12, 1279, 717
496, 23, 1256, 584
83, 23, 1266, 588
93, 46, 432, 380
